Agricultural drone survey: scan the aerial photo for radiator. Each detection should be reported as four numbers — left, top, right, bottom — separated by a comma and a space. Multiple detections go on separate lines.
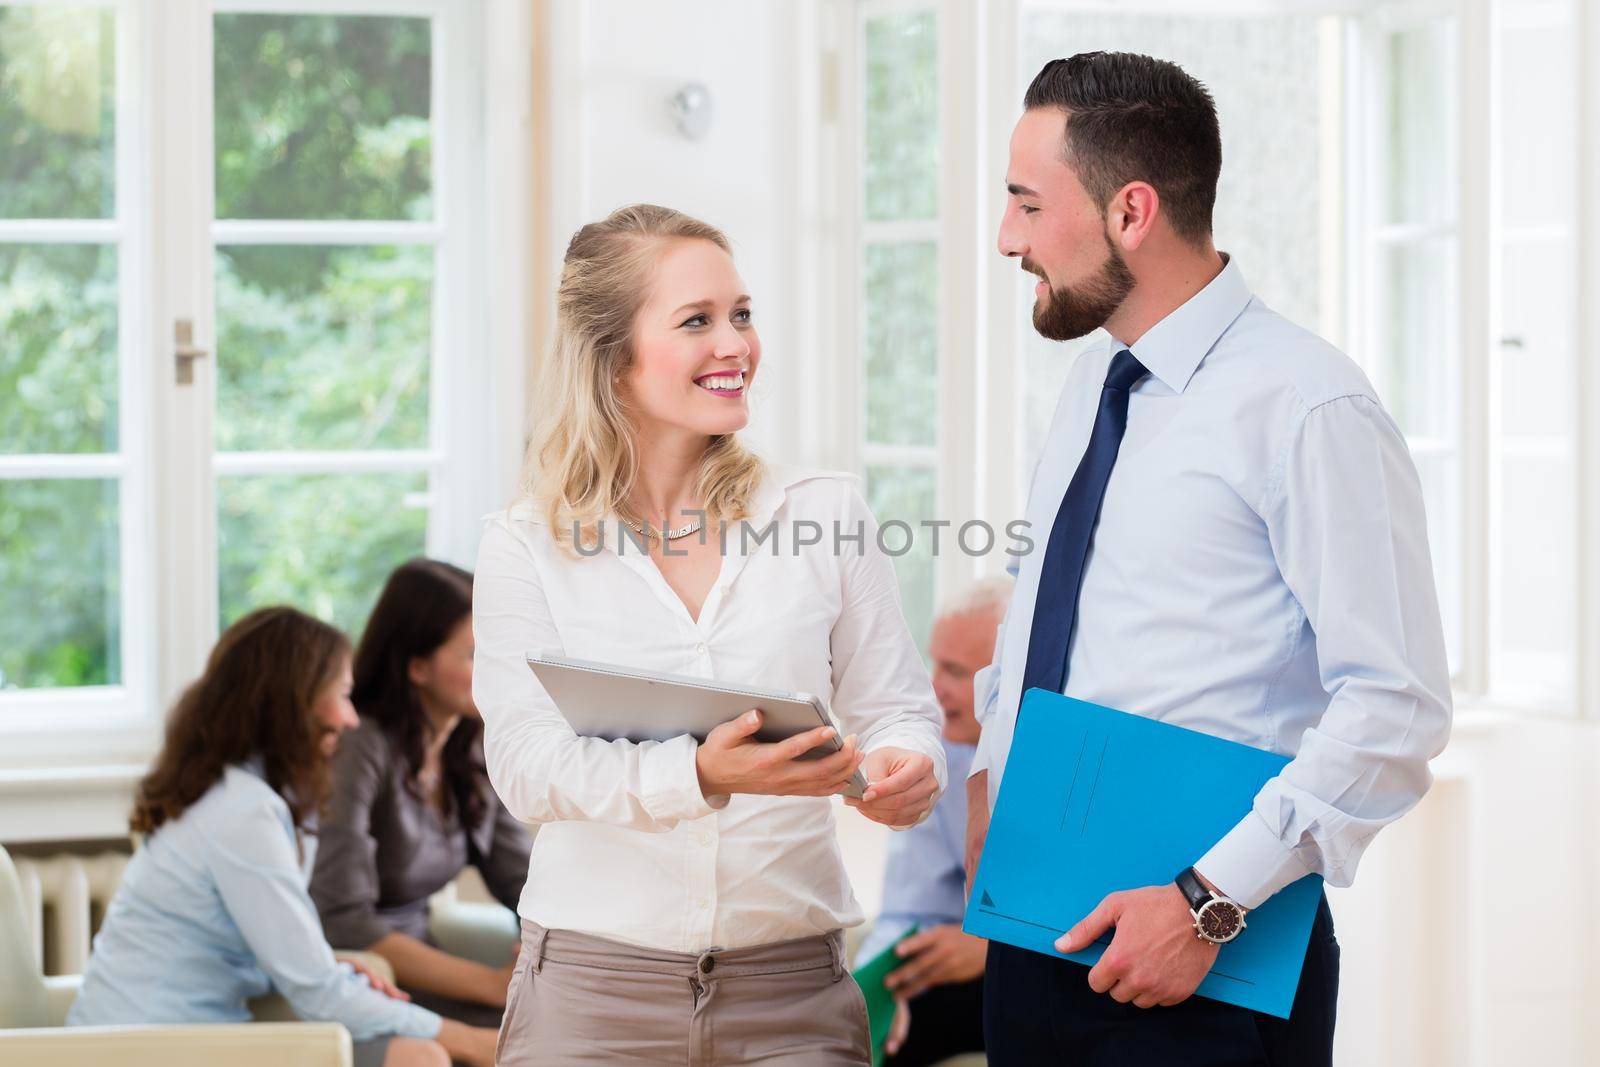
11, 852, 128, 976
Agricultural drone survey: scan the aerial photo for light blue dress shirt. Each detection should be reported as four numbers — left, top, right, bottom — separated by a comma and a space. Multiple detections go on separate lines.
67, 763, 441, 1041
856, 740, 975, 965
971, 256, 1453, 910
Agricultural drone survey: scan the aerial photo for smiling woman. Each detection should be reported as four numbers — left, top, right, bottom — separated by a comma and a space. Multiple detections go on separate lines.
473, 202, 947, 1065
522, 204, 766, 551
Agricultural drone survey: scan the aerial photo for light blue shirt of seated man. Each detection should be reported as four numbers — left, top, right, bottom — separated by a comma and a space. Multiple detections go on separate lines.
68, 761, 441, 1042
858, 577, 1012, 970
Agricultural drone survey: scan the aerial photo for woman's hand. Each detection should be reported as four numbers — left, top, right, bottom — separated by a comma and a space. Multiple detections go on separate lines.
695, 710, 866, 798
844, 747, 938, 828
345, 957, 408, 1001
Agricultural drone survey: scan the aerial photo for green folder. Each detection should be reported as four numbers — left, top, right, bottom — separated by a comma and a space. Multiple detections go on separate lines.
851, 925, 918, 1067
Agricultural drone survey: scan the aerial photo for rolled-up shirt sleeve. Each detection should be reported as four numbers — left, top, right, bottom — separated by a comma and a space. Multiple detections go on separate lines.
1196, 395, 1453, 909
472, 515, 726, 834
827, 482, 947, 799
206, 802, 440, 1042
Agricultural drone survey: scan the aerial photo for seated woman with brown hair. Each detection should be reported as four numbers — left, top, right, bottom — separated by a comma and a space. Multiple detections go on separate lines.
310, 559, 532, 1028
67, 606, 497, 1067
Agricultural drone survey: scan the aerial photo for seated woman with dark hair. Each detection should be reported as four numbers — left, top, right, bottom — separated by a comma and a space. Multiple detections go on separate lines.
68, 607, 497, 1067
310, 559, 532, 1028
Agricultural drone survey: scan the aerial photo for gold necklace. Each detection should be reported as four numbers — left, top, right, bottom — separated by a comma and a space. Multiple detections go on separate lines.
619, 514, 704, 541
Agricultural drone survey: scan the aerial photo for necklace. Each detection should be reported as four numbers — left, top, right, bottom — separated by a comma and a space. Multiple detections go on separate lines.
619, 513, 704, 541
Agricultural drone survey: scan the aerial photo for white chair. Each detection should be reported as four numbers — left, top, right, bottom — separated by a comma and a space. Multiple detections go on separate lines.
0, 843, 353, 1067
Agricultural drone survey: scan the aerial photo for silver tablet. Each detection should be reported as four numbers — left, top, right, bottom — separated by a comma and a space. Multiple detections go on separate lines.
526, 652, 868, 799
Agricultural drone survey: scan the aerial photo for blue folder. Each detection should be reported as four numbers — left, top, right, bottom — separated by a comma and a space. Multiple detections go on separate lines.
963, 689, 1323, 1019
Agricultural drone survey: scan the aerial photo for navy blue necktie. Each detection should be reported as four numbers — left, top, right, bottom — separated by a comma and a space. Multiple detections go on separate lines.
1021, 349, 1149, 696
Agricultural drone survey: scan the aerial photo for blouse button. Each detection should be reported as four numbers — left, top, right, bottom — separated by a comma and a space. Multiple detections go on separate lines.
695, 642, 708, 655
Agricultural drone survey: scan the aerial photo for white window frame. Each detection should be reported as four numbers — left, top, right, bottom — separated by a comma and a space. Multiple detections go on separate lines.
1344, 2, 1474, 683
1579, 0, 1600, 723
1479, 0, 1584, 714
0, 0, 156, 754
0, 0, 509, 804
1348, 0, 1594, 718
831, 0, 988, 622
831, 0, 1598, 720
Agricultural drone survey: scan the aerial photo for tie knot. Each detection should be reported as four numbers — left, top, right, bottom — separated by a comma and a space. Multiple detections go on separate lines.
1105, 349, 1148, 393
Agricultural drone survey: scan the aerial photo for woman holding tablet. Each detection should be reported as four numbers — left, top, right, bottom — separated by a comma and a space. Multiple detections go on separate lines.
473, 203, 946, 1065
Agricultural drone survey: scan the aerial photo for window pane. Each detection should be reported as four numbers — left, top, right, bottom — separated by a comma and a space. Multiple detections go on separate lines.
1499, 20, 1575, 227
1379, 238, 1457, 441
213, 13, 432, 221
0, 243, 118, 453
217, 472, 428, 632
1020, 11, 1325, 332
862, 241, 938, 446
1499, 242, 1573, 442
0, 478, 119, 688
865, 464, 936, 657
1413, 453, 1459, 672
1497, 456, 1574, 708
1386, 21, 1457, 226
0, 5, 115, 219
862, 11, 937, 222
215, 244, 432, 452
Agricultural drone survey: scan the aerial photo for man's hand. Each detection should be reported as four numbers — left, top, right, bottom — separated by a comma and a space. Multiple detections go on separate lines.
886, 996, 911, 1057
1054, 884, 1218, 1008
843, 747, 938, 828
884, 924, 988, 1000
964, 770, 989, 895
345, 958, 409, 1001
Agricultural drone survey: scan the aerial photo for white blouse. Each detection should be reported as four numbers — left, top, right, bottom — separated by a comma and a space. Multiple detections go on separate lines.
472, 463, 946, 953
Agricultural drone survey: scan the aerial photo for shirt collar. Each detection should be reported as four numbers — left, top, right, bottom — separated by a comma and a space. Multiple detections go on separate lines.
506, 460, 841, 552
1122, 253, 1252, 394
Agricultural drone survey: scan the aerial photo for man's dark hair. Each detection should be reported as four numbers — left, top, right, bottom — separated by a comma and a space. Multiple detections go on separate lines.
1024, 52, 1221, 244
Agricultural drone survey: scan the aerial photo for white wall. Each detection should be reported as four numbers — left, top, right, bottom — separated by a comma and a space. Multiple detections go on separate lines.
539, 0, 815, 465
1328, 713, 1600, 1066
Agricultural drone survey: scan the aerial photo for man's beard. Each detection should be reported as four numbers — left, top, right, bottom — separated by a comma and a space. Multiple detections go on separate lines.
1027, 230, 1135, 342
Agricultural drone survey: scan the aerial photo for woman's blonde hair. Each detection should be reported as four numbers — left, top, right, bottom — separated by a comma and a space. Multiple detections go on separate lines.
522, 204, 765, 553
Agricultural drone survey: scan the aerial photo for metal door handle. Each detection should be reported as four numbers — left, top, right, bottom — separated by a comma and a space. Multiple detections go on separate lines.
174, 318, 208, 384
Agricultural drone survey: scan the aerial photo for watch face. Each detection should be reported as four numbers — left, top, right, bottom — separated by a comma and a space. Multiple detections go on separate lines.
1196, 900, 1244, 942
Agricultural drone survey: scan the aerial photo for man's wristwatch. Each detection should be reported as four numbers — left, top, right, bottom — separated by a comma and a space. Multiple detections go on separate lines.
1175, 866, 1247, 945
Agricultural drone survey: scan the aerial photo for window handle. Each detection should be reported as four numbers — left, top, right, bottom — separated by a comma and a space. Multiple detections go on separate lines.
174, 318, 209, 385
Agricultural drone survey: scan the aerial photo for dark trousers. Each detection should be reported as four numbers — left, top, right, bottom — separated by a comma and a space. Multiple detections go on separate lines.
983, 894, 1338, 1067
885, 976, 986, 1067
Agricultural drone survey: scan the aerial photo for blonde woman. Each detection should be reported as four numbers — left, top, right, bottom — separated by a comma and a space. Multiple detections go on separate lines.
472, 204, 946, 1065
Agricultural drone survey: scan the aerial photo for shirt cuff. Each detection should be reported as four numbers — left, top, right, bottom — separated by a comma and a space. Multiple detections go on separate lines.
393, 1002, 443, 1039
643, 733, 729, 822
865, 730, 948, 795
1194, 810, 1315, 911
968, 737, 990, 778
